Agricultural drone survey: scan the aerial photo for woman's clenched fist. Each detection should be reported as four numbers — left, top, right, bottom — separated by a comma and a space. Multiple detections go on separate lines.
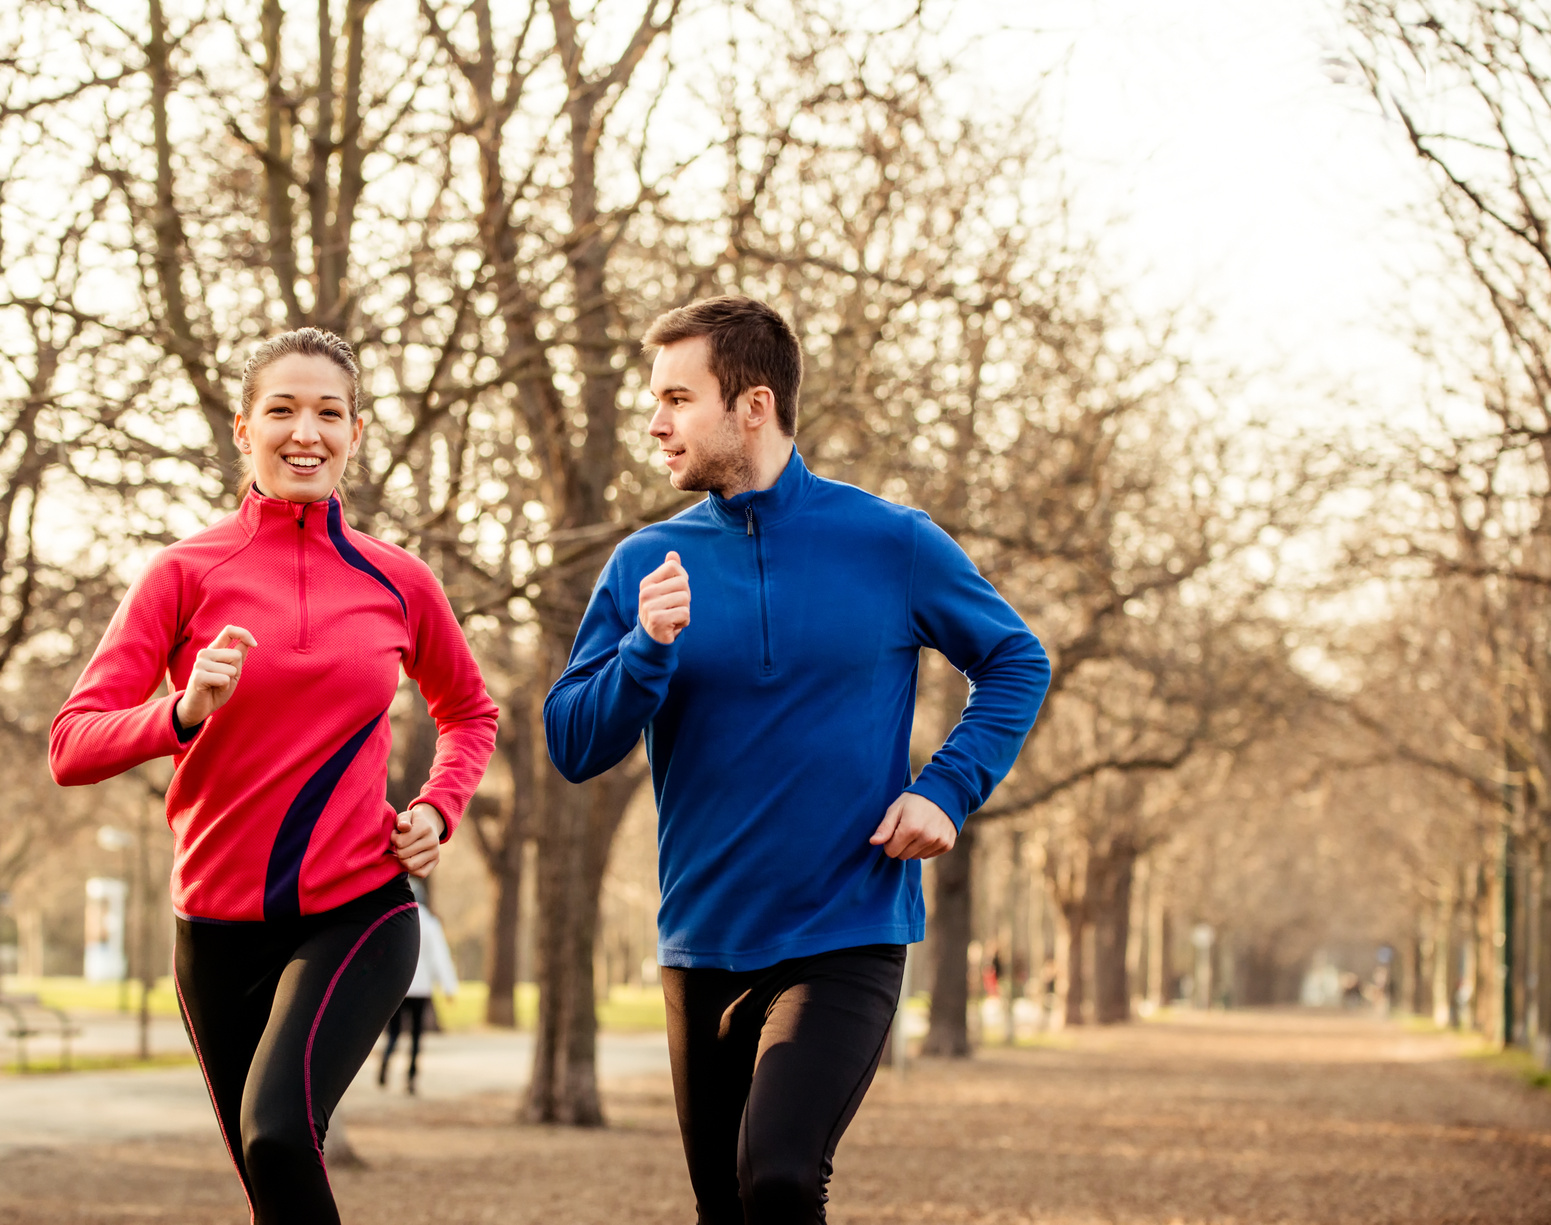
175, 625, 258, 730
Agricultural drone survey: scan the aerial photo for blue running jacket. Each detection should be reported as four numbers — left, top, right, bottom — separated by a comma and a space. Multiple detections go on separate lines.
545, 450, 1050, 969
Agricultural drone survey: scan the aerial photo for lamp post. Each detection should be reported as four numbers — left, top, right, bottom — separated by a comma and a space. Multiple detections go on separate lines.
97, 821, 155, 1060
94, 826, 133, 1015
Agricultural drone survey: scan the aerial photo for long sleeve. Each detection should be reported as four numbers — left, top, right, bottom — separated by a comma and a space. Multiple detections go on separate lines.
544, 552, 678, 784
905, 516, 1051, 827
50, 555, 199, 787
403, 566, 499, 840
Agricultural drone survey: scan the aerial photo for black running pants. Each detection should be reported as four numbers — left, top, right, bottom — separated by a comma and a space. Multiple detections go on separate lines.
174, 875, 419, 1225
662, 943, 906, 1225
380, 996, 428, 1087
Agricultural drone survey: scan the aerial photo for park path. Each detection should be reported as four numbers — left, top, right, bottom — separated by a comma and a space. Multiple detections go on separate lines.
2, 1009, 1549, 1223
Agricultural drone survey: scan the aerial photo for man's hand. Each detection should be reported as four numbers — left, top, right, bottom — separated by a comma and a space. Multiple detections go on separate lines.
175, 625, 258, 730
869, 793, 957, 859
391, 804, 446, 878
639, 550, 691, 645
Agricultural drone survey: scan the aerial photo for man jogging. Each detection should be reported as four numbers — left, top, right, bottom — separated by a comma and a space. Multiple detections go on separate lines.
545, 296, 1050, 1224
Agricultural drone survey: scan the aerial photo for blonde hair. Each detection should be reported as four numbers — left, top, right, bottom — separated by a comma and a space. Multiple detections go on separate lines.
237, 328, 361, 500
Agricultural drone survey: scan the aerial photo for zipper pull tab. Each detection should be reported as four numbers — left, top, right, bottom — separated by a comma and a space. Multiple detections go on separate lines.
745, 508, 754, 537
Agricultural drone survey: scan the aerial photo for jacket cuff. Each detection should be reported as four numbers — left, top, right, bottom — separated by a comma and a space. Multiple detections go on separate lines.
618, 622, 679, 690
169, 693, 204, 745
905, 772, 977, 832
410, 798, 456, 842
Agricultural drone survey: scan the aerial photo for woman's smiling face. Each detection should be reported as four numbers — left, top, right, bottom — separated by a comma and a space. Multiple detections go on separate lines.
235, 353, 362, 502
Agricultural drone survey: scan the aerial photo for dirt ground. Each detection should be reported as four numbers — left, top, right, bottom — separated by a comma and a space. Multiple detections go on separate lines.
3, 1010, 1550, 1225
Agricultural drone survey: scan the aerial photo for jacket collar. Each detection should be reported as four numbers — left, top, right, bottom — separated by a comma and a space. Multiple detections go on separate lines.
237, 486, 340, 536
707, 447, 816, 532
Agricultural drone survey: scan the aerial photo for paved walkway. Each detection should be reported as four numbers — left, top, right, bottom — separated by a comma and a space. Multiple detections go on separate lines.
0, 1022, 669, 1156
3, 1010, 1550, 1223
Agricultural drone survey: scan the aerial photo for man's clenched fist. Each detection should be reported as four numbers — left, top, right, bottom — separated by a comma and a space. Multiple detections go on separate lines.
639, 551, 691, 645
869, 792, 958, 860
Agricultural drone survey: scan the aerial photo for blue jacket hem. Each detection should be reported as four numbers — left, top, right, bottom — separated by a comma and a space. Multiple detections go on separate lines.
657, 920, 924, 971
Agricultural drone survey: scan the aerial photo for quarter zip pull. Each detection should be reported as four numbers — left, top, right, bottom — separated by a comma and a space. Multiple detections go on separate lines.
294, 502, 311, 651
745, 506, 774, 674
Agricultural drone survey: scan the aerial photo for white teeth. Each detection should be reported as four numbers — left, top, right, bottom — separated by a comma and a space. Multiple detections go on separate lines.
286, 457, 322, 468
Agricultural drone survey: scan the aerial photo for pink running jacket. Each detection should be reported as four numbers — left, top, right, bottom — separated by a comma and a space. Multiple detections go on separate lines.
50, 491, 499, 921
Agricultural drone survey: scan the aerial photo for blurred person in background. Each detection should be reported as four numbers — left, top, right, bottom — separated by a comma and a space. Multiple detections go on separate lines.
546, 296, 1050, 1225
379, 876, 459, 1094
49, 328, 498, 1225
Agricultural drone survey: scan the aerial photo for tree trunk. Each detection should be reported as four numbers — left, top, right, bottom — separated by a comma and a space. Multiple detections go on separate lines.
1433, 887, 1454, 1027
1536, 834, 1551, 1066
525, 750, 642, 1125
1147, 887, 1168, 1010
922, 820, 975, 1057
1057, 900, 1087, 1028
484, 832, 524, 1027
477, 693, 535, 1029
1090, 842, 1135, 1025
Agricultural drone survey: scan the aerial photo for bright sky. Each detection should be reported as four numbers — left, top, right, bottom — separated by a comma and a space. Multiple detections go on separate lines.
970, 0, 1447, 418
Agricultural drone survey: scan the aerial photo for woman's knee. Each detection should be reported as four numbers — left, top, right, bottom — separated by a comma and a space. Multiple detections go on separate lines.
241, 1111, 320, 1182
739, 1157, 824, 1223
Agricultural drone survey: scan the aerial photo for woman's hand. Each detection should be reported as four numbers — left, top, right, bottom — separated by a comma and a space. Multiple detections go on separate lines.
175, 626, 258, 730
391, 803, 446, 878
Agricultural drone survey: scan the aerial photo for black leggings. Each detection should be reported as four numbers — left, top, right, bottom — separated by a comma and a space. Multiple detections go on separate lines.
174, 875, 419, 1225
662, 944, 905, 1225
379, 996, 428, 1088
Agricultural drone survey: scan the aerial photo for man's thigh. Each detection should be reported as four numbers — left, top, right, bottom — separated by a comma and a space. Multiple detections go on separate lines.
663, 965, 766, 1223
739, 946, 906, 1218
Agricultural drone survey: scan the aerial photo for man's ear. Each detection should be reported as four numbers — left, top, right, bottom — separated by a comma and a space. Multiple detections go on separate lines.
742, 385, 776, 430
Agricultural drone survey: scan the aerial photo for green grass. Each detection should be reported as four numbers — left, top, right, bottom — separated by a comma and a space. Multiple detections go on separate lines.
1, 1051, 196, 1075
1466, 1042, 1551, 1089
1, 976, 670, 1033
1400, 1014, 1454, 1035
1, 976, 180, 1017
438, 983, 667, 1032
435, 982, 539, 1030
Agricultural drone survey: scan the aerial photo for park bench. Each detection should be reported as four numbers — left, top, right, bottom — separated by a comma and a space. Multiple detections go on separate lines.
0, 994, 81, 1071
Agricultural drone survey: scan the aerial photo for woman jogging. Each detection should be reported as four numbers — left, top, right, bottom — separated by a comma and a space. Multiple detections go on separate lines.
49, 328, 499, 1225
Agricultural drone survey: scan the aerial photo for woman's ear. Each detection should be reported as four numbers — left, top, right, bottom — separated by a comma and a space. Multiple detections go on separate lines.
233, 412, 250, 453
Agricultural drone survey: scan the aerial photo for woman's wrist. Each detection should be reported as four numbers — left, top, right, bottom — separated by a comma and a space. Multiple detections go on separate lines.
413, 803, 445, 840
174, 692, 200, 730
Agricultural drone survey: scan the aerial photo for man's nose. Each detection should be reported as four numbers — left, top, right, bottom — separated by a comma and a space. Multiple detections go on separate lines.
648, 405, 671, 438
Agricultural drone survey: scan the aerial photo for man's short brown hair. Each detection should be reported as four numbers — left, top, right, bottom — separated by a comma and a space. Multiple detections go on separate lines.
642, 295, 803, 436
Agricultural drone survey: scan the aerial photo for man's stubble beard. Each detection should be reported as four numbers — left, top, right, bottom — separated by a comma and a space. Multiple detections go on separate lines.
673, 411, 756, 498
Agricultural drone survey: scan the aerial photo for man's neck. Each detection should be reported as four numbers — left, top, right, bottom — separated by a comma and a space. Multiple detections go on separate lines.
716, 437, 794, 500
